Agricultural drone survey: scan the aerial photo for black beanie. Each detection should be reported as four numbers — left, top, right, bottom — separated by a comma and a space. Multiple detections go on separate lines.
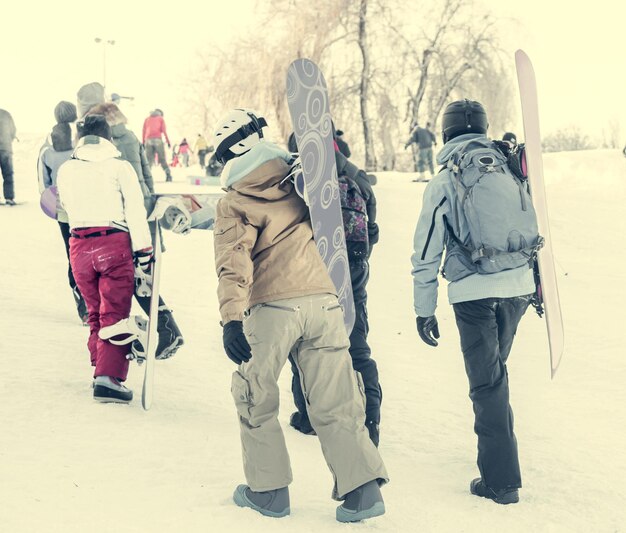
502, 132, 517, 144
54, 101, 77, 124
78, 114, 112, 140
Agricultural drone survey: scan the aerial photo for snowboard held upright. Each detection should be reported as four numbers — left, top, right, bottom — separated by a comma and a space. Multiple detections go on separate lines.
515, 49, 565, 378
138, 219, 163, 410
286, 58, 355, 334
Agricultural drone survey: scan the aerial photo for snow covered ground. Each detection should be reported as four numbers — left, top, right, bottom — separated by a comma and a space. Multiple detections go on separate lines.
1, 136, 625, 532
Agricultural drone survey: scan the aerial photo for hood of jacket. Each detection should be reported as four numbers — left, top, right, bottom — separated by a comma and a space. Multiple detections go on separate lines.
77, 82, 105, 118
436, 133, 488, 165
72, 136, 121, 162
88, 102, 127, 128
220, 142, 294, 197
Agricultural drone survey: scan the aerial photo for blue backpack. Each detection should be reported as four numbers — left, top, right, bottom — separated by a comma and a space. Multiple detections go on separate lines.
442, 138, 542, 281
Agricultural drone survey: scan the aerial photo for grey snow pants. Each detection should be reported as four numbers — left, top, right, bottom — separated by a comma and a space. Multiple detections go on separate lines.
232, 293, 389, 500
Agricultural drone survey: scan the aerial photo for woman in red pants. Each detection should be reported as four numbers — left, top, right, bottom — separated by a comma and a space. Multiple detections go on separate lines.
57, 115, 152, 403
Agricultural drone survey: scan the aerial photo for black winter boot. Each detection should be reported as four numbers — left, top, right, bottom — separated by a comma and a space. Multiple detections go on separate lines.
470, 478, 519, 505
156, 306, 184, 360
336, 480, 385, 522
93, 376, 133, 403
289, 411, 316, 435
233, 485, 290, 518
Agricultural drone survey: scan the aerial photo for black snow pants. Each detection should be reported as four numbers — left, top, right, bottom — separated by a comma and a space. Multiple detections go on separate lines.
58, 222, 78, 291
290, 258, 382, 425
453, 295, 531, 490
145, 138, 172, 181
0, 150, 14, 200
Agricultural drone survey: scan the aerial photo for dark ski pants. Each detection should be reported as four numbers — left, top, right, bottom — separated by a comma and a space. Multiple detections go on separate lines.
198, 149, 207, 168
453, 295, 531, 490
145, 138, 172, 181
58, 221, 78, 291
290, 259, 382, 425
0, 150, 14, 200
70, 229, 135, 381
417, 147, 434, 176
59, 221, 87, 319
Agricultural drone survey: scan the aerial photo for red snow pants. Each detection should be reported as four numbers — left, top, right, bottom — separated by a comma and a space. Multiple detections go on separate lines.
69, 227, 135, 381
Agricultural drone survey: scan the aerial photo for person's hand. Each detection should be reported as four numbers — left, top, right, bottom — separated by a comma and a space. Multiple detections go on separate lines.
223, 321, 252, 364
416, 315, 440, 347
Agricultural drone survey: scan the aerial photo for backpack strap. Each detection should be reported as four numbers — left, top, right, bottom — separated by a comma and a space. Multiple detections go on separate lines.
470, 241, 541, 263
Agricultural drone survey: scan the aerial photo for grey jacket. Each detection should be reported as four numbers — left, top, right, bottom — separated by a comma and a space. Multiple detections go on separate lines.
410, 133, 535, 317
0, 109, 17, 152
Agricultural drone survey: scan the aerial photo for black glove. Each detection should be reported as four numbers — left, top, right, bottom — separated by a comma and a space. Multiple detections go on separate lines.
222, 321, 252, 364
416, 315, 440, 347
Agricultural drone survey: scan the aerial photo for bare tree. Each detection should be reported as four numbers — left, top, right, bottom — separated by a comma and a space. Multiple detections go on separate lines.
601, 118, 621, 149
543, 126, 595, 152
182, 0, 512, 172
357, 0, 377, 170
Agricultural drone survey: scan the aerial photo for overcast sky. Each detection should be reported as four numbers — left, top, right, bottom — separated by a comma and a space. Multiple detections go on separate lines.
1, 1, 624, 143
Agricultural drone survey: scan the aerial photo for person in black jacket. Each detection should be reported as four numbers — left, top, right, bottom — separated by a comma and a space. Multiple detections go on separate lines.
0, 108, 17, 204
286, 132, 382, 446
335, 129, 351, 158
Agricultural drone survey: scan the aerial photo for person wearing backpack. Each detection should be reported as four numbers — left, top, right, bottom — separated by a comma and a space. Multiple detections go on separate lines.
286, 132, 382, 446
411, 99, 540, 505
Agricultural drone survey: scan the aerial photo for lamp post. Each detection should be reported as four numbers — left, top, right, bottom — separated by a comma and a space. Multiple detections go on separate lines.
94, 37, 115, 91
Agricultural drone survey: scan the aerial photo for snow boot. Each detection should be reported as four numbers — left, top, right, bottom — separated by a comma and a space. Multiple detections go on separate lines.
336, 480, 385, 523
93, 376, 133, 404
289, 411, 316, 436
72, 286, 89, 326
156, 306, 184, 360
366, 420, 380, 447
470, 478, 519, 505
233, 485, 290, 518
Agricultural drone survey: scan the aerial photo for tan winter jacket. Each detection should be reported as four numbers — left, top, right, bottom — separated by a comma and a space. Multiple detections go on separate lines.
214, 158, 336, 324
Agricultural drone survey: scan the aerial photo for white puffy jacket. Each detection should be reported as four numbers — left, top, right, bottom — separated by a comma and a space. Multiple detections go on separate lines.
57, 136, 152, 251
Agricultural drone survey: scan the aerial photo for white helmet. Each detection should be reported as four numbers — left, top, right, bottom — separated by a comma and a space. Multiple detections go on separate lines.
213, 108, 268, 164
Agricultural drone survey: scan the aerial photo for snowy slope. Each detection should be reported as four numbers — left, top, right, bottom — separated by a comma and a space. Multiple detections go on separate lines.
1, 137, 625, 532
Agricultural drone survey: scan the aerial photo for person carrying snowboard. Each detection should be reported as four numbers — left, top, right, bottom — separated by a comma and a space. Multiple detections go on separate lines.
213, 108, 388, 522
57, 114, 153, 403
411, 99, 540, 505
86, 101, 185, 361
286, 132, 383, 447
